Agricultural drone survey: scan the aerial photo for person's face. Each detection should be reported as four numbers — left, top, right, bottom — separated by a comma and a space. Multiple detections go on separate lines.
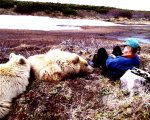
122, 46, 132, 56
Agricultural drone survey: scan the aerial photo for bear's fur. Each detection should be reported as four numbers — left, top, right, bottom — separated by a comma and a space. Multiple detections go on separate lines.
28, 49, 93, 81
0, 53, 30, 118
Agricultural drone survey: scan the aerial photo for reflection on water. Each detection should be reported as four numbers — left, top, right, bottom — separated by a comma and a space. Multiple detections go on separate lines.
106, 26, 150, 44
56, 25, 81, 30
118, 36, 150, 44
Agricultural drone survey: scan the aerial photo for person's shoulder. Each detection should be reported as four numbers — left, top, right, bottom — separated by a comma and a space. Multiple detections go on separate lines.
133, 54, 140, 60
135, 54, 140, 57
116, 55, 125, 59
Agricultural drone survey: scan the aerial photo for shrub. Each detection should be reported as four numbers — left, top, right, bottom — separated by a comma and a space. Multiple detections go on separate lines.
15, 1, 50, 13
95, 6, 111, 14
15, 2, 37, 13
143, 12, 150, 20
49, 3, 64, 11
1, 0, 149, 20
15, 1, 77, 15
0, 0, 15, 8
62, 7, 77, 16
69, 4, 96, 11
108, 9, 132, 19
132, 12, 145, 19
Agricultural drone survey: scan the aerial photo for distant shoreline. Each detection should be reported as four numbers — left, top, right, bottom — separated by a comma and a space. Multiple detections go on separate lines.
0, 0, 150, 26
16, 0, 150, 11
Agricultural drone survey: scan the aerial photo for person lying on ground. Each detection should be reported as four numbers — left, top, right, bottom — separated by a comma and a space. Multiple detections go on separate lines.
92, 39, 141, 80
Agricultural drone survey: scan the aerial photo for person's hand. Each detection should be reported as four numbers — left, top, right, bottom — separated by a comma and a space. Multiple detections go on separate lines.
109, 54, 116, 58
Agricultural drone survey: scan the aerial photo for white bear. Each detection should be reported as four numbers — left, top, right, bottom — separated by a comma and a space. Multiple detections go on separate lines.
0, 53, 30, 118
28, 49, 93, 81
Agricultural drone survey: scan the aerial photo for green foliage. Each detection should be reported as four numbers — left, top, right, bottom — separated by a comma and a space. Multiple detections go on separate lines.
143, 11, 150, 19
62, 7, 77, 16
120, 10, 132, 19
15, 1, 49, 13
95, 6, 111, 14
0, 0, 112, 15
67, 4, 97, 11
0, 0, 15, 8
0, 0, 149, 19
14, 1, 77, 15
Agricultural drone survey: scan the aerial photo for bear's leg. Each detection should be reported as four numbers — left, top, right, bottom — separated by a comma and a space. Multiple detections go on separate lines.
40, 64, 62, 81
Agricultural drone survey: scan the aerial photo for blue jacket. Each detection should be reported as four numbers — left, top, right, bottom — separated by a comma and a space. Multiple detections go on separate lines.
106, 54, 140, 80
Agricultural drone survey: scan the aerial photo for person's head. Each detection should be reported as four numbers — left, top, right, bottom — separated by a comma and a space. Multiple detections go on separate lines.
122, 39, 140, 56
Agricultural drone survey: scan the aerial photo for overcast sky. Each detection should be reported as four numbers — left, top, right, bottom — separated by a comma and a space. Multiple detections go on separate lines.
18, 0, 150, 11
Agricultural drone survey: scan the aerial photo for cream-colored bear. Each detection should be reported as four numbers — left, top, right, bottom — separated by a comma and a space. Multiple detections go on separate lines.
28, 49, 93, 81
0, 53, 30, 118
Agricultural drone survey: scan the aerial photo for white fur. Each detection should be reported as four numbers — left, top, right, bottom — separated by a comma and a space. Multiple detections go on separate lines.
28, 49, 93, 81
0, 53, 30, 118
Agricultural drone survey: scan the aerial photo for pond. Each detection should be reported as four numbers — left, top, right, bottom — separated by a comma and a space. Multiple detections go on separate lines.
118, 36, 150, 44
0, 15, 121, 31
0, 15, 149, 44
105, 26, 150, 44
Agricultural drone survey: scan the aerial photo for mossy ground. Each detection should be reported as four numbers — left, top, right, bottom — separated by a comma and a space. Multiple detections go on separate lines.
0, 27, 149, 119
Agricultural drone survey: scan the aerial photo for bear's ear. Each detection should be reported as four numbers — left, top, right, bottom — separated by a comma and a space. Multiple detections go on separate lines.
9, 53, 16, 59
72, 56, 79, 64
18, 58, 26, 65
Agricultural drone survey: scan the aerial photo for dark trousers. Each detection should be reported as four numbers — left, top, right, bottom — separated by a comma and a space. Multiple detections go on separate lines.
92, 46, 122, 73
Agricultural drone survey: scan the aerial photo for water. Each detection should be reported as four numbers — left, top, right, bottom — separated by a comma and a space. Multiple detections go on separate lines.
0, 15, 121, 31
0, 15, 149, 44
105, 26, 150, 44
118, 36, 150, 44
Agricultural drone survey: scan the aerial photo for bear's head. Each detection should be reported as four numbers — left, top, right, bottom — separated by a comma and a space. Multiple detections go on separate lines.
72, 55, 94, 74
9, 53, 30, 71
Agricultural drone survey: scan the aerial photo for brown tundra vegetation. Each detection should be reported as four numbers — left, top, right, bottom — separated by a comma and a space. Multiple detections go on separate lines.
0, 25, 150, 120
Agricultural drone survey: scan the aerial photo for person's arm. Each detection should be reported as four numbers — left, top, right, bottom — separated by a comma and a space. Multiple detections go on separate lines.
106, 56, 123, 70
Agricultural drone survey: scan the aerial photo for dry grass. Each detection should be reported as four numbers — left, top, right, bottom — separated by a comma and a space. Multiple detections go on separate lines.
0, 29, 149, 120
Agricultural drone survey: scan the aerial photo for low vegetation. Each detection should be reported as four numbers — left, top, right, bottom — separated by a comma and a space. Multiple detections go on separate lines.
0, 0, 150, 19
0, 1, 150, 119
0, 28, 149, 119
